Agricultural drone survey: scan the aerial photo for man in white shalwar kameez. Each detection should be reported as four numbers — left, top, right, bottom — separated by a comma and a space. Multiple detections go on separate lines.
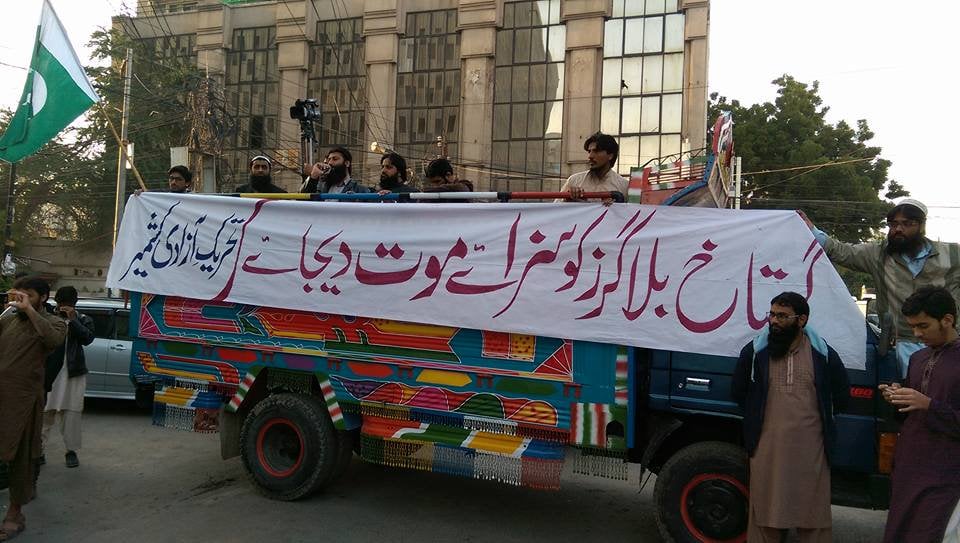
42, 286, 95, 468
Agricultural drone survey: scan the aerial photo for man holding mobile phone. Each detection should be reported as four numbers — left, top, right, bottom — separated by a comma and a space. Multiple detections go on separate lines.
42, 286, 95, 469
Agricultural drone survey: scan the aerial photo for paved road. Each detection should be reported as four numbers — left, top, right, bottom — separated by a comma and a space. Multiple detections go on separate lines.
2, 400, 888, 542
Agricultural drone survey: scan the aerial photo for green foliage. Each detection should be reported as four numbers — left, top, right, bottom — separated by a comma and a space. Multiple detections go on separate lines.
80, 27, 201, 193
709, 75, 907, 247
0, 110, 109, 246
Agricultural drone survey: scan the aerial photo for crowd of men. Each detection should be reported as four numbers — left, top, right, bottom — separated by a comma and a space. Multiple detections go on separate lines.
143, 131, 628, 204
4, 132, 959, 541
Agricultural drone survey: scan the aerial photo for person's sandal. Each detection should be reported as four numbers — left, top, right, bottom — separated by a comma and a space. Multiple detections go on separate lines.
0, 514, 24, 541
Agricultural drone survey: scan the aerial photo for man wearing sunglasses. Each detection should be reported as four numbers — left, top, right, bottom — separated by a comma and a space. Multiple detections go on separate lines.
732, 292, 850, 543
800, 199, 960, 377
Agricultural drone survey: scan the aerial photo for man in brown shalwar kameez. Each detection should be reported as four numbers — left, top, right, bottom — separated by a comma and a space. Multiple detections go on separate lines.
0, 276, 67, 540
882, 286, 960, 543
732, 292, 850, 543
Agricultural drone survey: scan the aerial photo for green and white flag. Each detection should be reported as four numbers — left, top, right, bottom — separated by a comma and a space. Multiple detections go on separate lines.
0, 0, 99, 163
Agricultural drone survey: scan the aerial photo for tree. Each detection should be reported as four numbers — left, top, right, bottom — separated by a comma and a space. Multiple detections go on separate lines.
81, 27, 202, 194
709, 75, 908, 293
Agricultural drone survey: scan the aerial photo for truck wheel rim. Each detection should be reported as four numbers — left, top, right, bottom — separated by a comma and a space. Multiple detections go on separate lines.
256, 418, 305, 478
679, 473, 748, 543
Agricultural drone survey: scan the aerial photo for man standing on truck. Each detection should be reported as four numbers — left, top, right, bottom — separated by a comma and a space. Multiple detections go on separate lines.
732, 291, 849, 543
301, 147, 370, 195
556, 132, 627, 205
235, 155, 286, 193
0, 276, 67, 541
800, 199, 960, 378
42, 286, 96, 469
376, 152, 414, 195
881, 286, 960, 543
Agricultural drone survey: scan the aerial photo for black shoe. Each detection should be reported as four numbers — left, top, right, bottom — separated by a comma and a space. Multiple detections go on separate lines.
38, 454, 45, 466
65, 451, 79, 468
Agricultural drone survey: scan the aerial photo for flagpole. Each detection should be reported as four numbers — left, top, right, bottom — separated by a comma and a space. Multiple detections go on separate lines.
3, 162, 15, 268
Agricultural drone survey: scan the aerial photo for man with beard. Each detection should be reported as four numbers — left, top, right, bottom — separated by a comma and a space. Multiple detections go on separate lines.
300, 147, 370, 195
801, 199, 960, 377
732, 291, 849, 543
556, 132, 628, 205
235, 155, 286, 193
881, 286, 960, 543
376, 152, 414, 195
0, 276, 67, 541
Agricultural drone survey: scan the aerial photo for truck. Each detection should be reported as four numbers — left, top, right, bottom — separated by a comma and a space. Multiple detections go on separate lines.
113, 189, 896, 543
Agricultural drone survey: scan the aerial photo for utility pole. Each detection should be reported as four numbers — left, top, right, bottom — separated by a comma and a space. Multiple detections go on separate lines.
734, 156, 742, 210
113, 48, 133, 248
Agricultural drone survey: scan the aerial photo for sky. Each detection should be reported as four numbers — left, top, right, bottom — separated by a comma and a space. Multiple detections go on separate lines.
1, 0, 958, 241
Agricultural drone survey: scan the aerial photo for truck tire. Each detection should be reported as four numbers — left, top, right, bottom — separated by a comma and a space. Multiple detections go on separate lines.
240, 393, 337, 501
653, 441, 749, 543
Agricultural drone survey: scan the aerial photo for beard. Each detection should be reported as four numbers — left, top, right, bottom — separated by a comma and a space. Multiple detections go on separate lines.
323, 164, 349, 187
768, 321, 801, 359
589, 162, 607, 174
886, 231, 924, 256
380, 173, 400, 189
250, 174, 272, 191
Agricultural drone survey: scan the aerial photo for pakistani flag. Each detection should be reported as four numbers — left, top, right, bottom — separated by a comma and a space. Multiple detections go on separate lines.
0, 0, 99, 163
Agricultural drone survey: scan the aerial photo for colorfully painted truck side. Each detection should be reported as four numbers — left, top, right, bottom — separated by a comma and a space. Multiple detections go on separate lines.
127, 291, 896, 543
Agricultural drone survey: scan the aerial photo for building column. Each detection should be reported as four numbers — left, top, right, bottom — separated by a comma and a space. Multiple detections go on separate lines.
682, 0, 709, 151
363, 2, 404, 175
194, 0, 230, 191
560, 0, 610, 178
274, 0, 315, 191
456, 0, 500, 192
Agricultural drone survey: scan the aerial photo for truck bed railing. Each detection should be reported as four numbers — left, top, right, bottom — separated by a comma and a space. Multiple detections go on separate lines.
223, 191, 625, 203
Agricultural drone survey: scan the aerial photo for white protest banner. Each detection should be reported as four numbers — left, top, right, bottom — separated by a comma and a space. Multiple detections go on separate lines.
107, 193, 866, 368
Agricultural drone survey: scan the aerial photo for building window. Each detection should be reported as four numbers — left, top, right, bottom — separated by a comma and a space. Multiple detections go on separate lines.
601, 0, 684, 175
308, 18, 365, 180
491, 0, 564, 192
140, 34, 196, 62
396, 10, 460, 168
224, 26, 278, 180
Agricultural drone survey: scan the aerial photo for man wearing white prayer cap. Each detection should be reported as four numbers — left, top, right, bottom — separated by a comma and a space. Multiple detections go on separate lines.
800, 198, 960, 377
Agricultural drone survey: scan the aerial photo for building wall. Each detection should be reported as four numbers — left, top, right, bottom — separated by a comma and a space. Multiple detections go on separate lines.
127, 0, 709, 192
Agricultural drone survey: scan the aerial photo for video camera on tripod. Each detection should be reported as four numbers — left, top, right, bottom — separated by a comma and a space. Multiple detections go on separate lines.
290, 99, 320, 168
290, 98, 320, 121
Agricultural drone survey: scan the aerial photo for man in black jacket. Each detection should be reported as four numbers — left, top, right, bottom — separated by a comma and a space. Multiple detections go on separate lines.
731, 291, 849, 542
42, 286, 95, 468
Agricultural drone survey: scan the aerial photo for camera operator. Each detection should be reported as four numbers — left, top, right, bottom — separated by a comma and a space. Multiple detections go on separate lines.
300, 146, 370, 195
42, 286, 95, 469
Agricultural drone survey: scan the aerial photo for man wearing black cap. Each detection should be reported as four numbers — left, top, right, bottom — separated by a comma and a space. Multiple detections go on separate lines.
235, 155, 286, 193
801, 199, 960, 377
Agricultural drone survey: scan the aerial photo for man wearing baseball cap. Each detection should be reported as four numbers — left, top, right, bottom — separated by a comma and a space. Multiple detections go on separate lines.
800, 199, 960, 377
235, 155, 286, 193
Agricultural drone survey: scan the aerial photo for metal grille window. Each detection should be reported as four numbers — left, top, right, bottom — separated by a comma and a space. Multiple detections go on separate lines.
601, 0, 684, 175
308, 18, 365, 179
396, 10, 460, 165
491, 0, 564, 191
224, 26, 278, 179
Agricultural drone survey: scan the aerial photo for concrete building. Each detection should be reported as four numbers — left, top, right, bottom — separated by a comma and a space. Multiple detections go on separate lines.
126, 0, 710, 193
